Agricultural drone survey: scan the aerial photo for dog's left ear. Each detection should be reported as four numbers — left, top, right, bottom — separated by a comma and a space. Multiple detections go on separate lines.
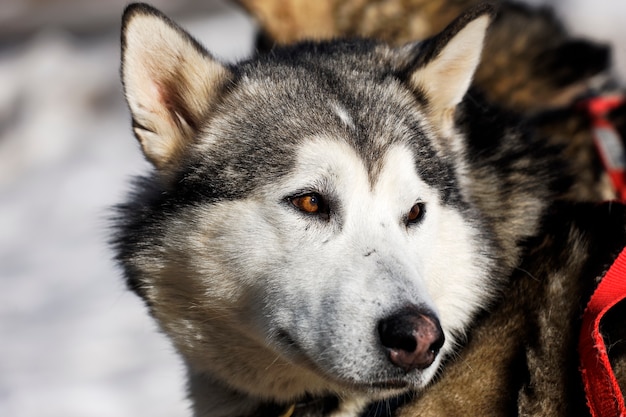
405, 4, 495, 135
121, 3, 231, 174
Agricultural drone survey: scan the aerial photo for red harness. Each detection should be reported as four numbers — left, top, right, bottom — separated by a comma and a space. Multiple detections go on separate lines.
579, 95, 626, 417
583, 96, 626, 200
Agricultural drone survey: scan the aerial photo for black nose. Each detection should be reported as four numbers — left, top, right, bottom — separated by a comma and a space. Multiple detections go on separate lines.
377, 307, 444, 372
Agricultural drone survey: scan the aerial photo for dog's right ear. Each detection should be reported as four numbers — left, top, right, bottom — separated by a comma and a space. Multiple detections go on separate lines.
121, 3, 231, 173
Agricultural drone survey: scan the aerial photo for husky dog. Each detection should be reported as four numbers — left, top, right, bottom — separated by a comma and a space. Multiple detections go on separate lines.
114, 3, 570, 416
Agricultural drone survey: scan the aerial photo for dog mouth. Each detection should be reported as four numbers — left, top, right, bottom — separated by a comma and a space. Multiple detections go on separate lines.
273, 329, 417, 392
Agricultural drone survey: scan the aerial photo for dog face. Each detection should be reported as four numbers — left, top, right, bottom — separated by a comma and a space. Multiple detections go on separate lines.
116, 3, 495, 403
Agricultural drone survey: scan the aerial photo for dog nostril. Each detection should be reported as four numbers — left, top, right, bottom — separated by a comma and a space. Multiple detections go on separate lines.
378, 307, 444, 372
378, 320, 417, 352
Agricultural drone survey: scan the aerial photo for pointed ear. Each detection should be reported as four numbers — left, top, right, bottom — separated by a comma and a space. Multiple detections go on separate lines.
121, 3, 231, 172
407, 4, 495, 134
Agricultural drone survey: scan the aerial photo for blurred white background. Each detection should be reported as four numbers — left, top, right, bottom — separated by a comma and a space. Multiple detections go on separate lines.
0, 1, 624, 416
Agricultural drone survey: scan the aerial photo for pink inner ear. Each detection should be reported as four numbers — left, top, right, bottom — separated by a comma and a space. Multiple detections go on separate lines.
140, 78, 177, 125
159, 84, 175, 119
151, 81, 171, 113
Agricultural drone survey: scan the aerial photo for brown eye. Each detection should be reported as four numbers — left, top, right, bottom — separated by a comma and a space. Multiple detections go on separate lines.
407, 203, 424, 224
291, 193, 329, 218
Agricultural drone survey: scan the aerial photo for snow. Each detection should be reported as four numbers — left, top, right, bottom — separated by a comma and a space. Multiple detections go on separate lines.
0, 1, 624, 416
0, 7, 255, 417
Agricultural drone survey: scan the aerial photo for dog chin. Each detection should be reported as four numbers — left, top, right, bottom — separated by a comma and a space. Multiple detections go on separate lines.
274, 329, 439, 397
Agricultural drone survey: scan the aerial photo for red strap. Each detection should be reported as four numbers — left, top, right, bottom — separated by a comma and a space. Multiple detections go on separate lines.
579, 247, 626, 417
582, 96, 626, 201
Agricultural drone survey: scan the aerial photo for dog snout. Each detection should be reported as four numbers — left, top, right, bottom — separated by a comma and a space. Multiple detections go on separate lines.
377, 307, 444, 372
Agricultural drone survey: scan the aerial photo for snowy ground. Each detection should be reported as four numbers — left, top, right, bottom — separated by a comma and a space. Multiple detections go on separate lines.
1, 1, 625, 416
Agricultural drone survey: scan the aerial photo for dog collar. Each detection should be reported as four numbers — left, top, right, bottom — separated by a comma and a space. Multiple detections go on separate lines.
580, 95, 626, 200
254, 396, 339, 417
579, 246, 626, 417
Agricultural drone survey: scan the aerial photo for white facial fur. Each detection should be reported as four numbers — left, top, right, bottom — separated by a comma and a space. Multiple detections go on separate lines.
260, 137, 492, 377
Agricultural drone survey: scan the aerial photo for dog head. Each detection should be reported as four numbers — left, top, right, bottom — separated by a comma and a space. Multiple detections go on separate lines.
116, 2, 496, 405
